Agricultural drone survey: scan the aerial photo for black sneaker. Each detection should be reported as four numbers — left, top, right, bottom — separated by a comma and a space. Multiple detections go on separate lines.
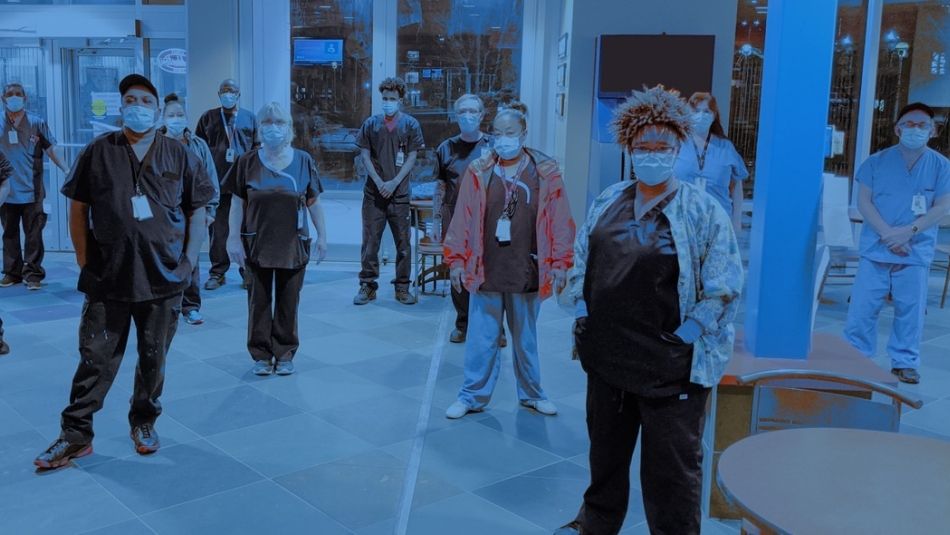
131, 423, 160, 454
891, 368, 920, 384
0, 276, 21, 288
449, 329, 466, 343
25, 280, 41, 291
499, 332, 508, 348
353, 284, 377, 305
34, 438, 93, 469
204, 276, 224, 291
554, 521, 583, 534
0, 339, 9, 355
395, 289, 417, 305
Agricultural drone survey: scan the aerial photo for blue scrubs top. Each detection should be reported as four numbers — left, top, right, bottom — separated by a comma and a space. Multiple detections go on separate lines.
0, 113, 55, 204
856, 146, 950, 266
673, 135, 748, 214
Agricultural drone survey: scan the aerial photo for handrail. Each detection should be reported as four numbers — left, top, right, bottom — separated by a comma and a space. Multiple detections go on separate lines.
737, 369, 923, 409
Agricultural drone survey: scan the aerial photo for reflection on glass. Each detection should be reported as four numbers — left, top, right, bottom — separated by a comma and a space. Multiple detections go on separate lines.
66, 50, 135, 146
291, 0, 373, 191
728, 0, 767, 191
148, 39, 188, 104
826, 1, 868, 178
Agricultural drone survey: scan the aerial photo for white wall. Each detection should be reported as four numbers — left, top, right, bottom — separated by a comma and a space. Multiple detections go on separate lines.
555, 0, 739, 222
186, 0, 239, 120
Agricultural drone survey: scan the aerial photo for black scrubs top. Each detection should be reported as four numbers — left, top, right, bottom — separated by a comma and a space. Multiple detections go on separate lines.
577, 185, 693, 397
356, 112, 425, 199
435, 133, 491, 219
195, 107, 258, 182
62, 132, 216, 302
481, 159, 540, 294
224, 149, 323, 269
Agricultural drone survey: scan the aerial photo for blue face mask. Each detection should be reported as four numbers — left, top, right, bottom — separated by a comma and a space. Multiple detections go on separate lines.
382, 101, 400, 117
164, 117, 188, 138
260, 124, 287, 147
493, 135, 524, 160
457, 113, 481, 134
219, 92, 238, 109
122, 105, 156, 134
4, 96, 24, 113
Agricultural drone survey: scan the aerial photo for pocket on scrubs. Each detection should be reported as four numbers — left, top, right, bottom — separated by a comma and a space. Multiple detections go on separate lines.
241, 232, 258, 261
152, 172, 183, 208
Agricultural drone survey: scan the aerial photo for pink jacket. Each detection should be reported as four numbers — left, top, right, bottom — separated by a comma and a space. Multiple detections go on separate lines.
444, 148, 575, 300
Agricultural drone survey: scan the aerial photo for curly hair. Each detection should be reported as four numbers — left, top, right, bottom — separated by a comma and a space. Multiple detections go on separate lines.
495, 101, 529, 132
611, 85, 691, 149
378, 77, 407, 98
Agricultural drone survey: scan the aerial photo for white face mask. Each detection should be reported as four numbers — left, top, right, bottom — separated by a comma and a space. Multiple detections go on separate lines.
260, 124, 287, 148
122, 105, 157, 134
493, 135, 524, 160
219, 92, 238, 109
4, 96, 25, 113
382, 100, 400, 117
691, 111, 714, 134
457, 113, 481, 134
899, 127, 931, 150
164, 117, 188, 137
632, 151, 677, 186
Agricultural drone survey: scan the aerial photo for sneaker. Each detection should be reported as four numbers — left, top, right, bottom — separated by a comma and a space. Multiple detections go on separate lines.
395, 289, 417, 305
34, 438, 93, 469
449, 329, 466, 343
0, 339, 9, 355
204, 276, 224, 291
253, 360, 274, 376
445, 400, 474, 419
275, 361, 295, 376
521, 399, 558, 416
130, 423, 160, 455
25, 280, 41, 291
554, 521, 583, 534
499, 332, 508, 348
183, 310, 204, 325
891, 368, 920, 384
353, 284, 377, 305
0, 276, 21, 288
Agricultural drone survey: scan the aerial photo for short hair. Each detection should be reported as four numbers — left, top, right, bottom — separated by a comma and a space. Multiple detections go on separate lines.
495, 101, 529, 132
687, 92, 726, 138
257, 101, 296, 144
378, 77, 407, 98
163, 92, 184, 106
612, 85, 691, 149
897, 102, 935, 122
453, 94, 484, 113
3, 82, 25, 95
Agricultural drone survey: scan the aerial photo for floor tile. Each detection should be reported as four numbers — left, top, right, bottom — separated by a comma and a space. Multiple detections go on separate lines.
901, 398, 950, 437
0, 428, 58, 489
316, 391, 453, 447
251, 366, 395, 413
474, 403, 590, 458
400, 492, 548, 535
163, 385, 301, 437
341, 350, 463, 390
78, 518, 156, 535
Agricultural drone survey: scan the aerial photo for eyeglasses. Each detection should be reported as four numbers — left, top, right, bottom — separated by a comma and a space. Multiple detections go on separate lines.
631, 147, 676, 156
898, 121, 932, 129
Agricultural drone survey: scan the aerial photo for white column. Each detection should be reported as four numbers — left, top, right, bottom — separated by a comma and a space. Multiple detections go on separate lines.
245, 0, 290, 114
186, 0, 238, 119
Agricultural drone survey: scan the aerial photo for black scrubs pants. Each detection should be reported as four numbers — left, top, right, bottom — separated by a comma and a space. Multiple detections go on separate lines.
359, 192, 411, 291
208, 193, 232, 279
60, 294, 181, 443
182, 260, 201, 314
1, 202, 47, 283
576, 372, 710, 535
246, 264, 306, 362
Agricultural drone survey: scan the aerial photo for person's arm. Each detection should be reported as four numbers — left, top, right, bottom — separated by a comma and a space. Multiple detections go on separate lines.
45, 147, 70, 174
69, 200, 90, 268
432, 180, 446, 238
199, 140, 220, 223
226, 198, 246, 267
0, 181, 9, 206
0, 155, 11, 204
183, 209, 206, 267
390, 150, 417, 187
445, 166, 479, 293
543, 162, 575, 294
360, 148, 384, 188
307, 197, 328, 263
857, 184, 892, 237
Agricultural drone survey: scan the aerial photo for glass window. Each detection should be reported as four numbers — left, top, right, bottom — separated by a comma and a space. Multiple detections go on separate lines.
825, 1, 868, 177
290, 0, 373, 191
396, 0, 524, 157
728, 0, 767, 192
147, 38, 187, 104
0, 46, 48, 117
872, 0, 950, 156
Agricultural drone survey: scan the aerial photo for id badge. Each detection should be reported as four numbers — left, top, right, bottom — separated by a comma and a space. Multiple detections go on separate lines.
395, 150, 405, 168
131, 195, 154, 221
7, 130, 17, 144
297, 208, 305, 230
495, 216, 512, 244
42, 202, 51, 215
226, 148, 236, 163
695, 176, 708, 191
912, 194, 927, 216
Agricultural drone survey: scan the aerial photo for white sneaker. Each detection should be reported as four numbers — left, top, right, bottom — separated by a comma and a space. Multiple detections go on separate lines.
445, 401, 472, 419
521, 399, 558, 416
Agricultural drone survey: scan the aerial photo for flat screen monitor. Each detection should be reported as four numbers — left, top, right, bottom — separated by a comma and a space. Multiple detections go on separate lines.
293, 38, 344, 66
597, 35, 715, 99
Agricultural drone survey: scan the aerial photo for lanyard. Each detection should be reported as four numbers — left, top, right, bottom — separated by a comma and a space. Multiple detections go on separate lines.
220, 109, 236, 148
124, 138, 156, 196
692, 133, 712, 171
493, 156, 528, 218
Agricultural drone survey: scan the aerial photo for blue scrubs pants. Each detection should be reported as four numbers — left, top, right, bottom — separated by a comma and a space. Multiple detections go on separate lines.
845, 258, 928, 370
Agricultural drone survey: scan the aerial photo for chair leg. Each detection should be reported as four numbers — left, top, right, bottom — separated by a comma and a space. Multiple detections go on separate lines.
941, 257, 950, 309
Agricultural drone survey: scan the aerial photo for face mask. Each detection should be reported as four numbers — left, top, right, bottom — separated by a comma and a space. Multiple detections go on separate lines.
899, 127, 931, 150
122, 105, 156, 134
493, 135, 524, 160
219, 92, 239, 109
457, 113, 480, 134
382, 101, 400, 117
632, 151, 677, 186
691, 112, 714, 133
260, 124, 287, 147
165, 117, 188, 137
4, 96, 24, 113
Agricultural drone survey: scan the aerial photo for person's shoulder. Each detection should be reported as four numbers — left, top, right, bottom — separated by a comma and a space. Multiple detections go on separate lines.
198, 108, 217, 120
436, 134, 461, 151
401, 113, 422, 128
26, 112, 48, 127
924, 147, 950, 166
294, 148, 315, 164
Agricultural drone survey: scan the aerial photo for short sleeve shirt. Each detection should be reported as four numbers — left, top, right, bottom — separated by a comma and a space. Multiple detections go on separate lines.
195, 107, 258, 181
673, 136, 748, 213
435, 133, 492, 210
61, 132, 216, 302
1, 113, 56, 203
856, 146, 950, 266
356, 112, 425, 199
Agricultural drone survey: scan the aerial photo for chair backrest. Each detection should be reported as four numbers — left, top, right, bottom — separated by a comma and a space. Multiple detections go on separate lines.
750, 385, 899, 434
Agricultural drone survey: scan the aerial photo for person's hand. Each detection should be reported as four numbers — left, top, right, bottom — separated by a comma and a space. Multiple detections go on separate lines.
378, 180, 396, 199
75, 252, 87, 270
881, 226, 914, 249
450, 266, 464, 293
314, 239, 328, 264
889, 243, 911, 256
227, 238, 246, 267
206, 214, 215, 226
551, 268, 567, 294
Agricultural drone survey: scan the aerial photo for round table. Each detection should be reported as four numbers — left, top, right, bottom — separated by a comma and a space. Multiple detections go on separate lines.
717, 427, 950, 534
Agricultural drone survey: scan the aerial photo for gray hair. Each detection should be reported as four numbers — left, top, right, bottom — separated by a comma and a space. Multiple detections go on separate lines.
257, 101, 295, 146
3, 82, 26, 95
453, 94, 484, 113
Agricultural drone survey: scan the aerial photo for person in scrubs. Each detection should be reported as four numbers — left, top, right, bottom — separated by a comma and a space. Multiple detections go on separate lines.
0, 82, 71, 290
225, 102, 327, 377
845, 102, 950, 384
672, 92, 748, 229
433, 94, 505, 346
160, 93, 220, 325
443, 102, 575, 419
34, 74, 215, 469
354, 77, 425, 306
0, 151, 10, 354
196, 79, 259, 291
557, 85, 743, 535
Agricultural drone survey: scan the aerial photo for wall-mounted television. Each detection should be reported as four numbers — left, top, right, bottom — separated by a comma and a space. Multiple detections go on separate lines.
597, 35, 715, 99
293, 38, 344, 66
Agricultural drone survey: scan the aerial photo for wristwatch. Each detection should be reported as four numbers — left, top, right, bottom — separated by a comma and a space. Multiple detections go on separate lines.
911, 224, 919, 234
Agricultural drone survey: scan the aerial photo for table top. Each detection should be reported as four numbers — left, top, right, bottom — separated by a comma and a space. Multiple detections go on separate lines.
718, 428, 950, 534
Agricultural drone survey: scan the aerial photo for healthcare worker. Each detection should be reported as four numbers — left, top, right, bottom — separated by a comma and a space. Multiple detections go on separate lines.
672, 92, 748, 229
354, 77, 425, 306
557, 85, 743, 535
34, 74, 215, 469
196, 79, 259, 291
443, 102, 575, 419
160, 92, 220, 325
224, 102, 327, 377
845, 102, 950, 384
0, 151, 10, 354
0, 82, 71, 290
433, 94, 505, 346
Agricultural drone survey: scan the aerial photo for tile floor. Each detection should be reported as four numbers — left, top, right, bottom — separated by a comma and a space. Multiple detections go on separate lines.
0, 252, 948, 534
